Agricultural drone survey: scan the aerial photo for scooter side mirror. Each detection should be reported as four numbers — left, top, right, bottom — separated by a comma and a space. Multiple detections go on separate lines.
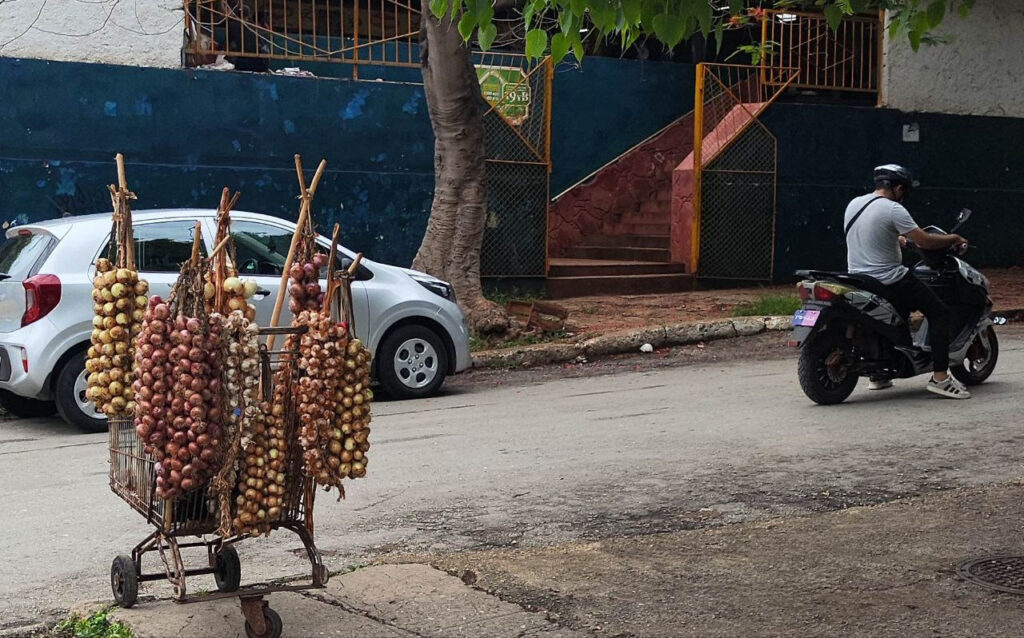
957, 208, 972, 224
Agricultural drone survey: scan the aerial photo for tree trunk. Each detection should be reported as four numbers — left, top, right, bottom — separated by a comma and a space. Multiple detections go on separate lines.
414, 5, 509, 335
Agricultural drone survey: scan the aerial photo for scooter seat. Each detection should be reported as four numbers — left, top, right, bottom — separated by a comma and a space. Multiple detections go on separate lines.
794, 270, 895, 303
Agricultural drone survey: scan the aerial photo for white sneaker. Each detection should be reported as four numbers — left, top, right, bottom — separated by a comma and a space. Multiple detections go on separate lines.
927, 376, 971, 399
868, 378, 893, 391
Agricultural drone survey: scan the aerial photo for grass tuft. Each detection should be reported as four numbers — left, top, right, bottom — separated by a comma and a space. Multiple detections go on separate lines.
731, 293, 801, 317
53, 608, 134, 638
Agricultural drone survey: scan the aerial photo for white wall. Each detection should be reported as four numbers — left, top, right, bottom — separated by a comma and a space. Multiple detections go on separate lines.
881, 0, 1024, 118
0, 0, 184, 67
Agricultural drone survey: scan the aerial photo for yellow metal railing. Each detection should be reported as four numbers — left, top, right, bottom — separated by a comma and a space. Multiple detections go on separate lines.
691, 63, 798, 277
760, 9, 881, 93
183, 0, 420, 77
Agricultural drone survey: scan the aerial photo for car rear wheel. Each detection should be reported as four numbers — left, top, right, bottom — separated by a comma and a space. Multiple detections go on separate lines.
0, 389, 57, 419
55, 349, 107, 433
377, 324, 448, 399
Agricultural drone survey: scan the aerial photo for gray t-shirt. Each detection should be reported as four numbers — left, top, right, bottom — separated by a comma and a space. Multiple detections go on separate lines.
844, 193, 919, 285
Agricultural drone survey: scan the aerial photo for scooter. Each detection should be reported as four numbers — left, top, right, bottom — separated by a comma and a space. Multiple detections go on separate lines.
791, 208, 1001, 404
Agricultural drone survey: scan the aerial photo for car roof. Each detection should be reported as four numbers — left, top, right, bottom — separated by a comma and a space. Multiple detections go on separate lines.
19, 209, 228, 230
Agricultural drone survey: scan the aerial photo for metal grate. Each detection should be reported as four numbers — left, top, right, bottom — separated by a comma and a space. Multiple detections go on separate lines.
183, 0, 420, 74
957, 556, 1024, 595
692, 64, 797, 281
478, 53, 552, 278
761, 9, 881, 94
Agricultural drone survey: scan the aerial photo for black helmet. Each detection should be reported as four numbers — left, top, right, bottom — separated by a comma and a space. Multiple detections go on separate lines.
873, 164, 919, 196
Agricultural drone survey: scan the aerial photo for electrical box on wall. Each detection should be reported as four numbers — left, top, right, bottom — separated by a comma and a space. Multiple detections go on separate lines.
902, 123, 920, 142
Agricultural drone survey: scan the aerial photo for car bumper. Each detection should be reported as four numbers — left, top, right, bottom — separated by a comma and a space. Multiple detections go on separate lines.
0, 342, 47, 399
434, 307, 472, 374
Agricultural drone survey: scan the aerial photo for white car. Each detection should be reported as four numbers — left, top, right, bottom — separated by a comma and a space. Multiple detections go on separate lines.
0, 209, 471, 431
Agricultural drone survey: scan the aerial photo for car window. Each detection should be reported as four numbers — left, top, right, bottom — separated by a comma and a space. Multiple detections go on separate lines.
0, 232, 56, 280
232, 220, 292, 276
233, 219, 374, 281
101, 221, 206, 273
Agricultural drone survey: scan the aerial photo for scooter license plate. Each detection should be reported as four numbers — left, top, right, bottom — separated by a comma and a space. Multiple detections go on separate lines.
792, 309, 820, 327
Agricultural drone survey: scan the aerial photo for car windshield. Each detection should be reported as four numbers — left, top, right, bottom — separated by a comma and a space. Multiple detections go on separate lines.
0, 232, 56, 281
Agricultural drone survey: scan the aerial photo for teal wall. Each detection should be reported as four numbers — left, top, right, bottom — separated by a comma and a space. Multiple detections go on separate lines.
0, 57, 434, 266
0, 55, 697, 268
762, 102, 1024, 281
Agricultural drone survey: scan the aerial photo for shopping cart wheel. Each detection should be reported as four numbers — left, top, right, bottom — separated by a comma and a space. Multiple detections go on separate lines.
214, 545, 241, 593
111, 555, 138, 608
244, 607, 282, 638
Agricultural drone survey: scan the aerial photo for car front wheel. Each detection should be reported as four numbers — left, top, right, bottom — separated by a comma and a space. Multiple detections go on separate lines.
377, 324, 448, 399
55, 350, 107, 433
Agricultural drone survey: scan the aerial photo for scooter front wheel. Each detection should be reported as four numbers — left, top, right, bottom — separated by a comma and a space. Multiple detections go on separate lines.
798, 331, 859, 405
952, 326, 998, 386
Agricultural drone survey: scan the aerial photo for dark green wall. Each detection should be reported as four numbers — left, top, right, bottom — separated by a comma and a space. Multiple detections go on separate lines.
762, 102, 1024, 281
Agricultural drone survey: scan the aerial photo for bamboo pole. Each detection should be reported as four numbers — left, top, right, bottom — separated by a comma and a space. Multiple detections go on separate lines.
190, 221, 203, 267
324, 223, 341, 315
267, 156, 328, 349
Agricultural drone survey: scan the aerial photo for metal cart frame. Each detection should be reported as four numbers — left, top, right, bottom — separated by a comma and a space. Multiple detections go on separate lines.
108, 327, 325, 638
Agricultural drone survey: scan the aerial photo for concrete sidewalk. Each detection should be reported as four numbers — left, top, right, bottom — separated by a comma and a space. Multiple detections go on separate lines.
109, 564, 582, 638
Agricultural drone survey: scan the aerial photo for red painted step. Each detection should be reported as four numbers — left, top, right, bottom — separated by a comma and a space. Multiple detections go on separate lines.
564, 245, 671, 262
548, 258, 686, 277
547, 272, 696, 298
580, 234, 670, 249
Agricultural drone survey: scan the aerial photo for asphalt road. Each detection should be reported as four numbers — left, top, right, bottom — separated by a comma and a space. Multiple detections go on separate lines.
2, 328, 1022, 626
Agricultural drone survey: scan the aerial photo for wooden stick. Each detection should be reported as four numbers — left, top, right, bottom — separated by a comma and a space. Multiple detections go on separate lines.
210, 235, 232, 260
267, 156, 327, 349
116, 153, 127, 191
190, 221, 203, 267
324, 223, 340, 313
347, 253, 363, 276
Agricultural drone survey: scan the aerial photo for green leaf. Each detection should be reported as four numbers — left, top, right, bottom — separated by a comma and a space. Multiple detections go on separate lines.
525, 28, 549, 58
523, 0, 536, 30
823, 4, 844, 31
478, 22, 497, 50
908, 27, 922, 50
569, 0, 586, 18
457, 11, 476, 40
588, 0, 617, 32
551, 32, 572, 61
621, 0, 642, 26
428, 0, 448, 19
696, 0, 714, 38
572, 37, 584, 62
729, 0, 744, 14
652, 13, 686, 48
713, 22, 725, 54
926, 0, 945, 27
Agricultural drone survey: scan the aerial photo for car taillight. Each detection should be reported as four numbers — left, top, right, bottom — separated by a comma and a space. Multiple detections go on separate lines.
22, 274, 62, 326
796, 283, 811, 301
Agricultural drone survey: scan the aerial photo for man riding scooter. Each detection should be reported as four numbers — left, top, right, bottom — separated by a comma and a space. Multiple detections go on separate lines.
844, 164, 970, 399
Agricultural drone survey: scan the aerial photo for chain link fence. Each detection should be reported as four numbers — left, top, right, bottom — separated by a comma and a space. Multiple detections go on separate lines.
693, 64, 797, 281
476, 53, 552, 278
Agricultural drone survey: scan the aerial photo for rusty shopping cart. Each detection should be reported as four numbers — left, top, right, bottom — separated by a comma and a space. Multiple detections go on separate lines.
107, 326, 326, 638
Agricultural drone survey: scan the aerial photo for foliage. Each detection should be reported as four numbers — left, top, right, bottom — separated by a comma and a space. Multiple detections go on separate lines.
731, 293, 802, 317
429, 0, 975, 60
53, 608, 134, 638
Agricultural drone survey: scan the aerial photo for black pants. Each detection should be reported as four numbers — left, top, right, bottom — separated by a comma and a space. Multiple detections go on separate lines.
886, 271, 951, 372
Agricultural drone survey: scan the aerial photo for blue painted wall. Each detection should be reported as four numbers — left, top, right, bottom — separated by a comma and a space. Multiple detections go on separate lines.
761, 102, 1024, 280
0, 55, 697, 268
0, 57, 434, 266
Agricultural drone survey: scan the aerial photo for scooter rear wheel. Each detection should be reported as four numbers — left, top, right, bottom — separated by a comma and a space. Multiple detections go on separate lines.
798, 331, 859, 405
951, 326, 998, 386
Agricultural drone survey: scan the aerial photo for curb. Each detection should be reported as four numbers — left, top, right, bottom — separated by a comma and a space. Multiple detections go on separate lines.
471, 316, 794, 370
